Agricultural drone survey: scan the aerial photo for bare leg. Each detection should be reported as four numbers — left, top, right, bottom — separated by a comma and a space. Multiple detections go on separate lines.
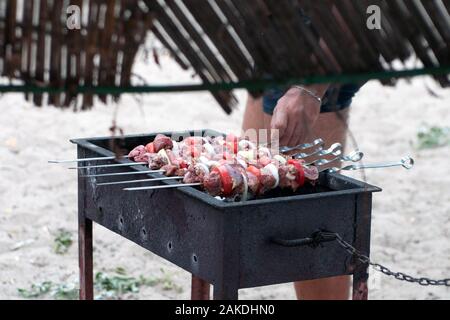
242, 95, 352, 300
242, 96, 265, 132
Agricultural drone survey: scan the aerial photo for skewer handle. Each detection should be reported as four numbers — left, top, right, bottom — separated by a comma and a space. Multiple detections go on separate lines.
97, 176, 182, 186
326, 156, 414, 173
49, 155, 129, 163
280, 138, 324, 154
69, 162, 147, 170
81, 170, 164, 178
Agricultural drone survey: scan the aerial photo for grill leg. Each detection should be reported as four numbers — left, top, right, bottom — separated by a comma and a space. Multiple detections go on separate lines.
352, 268, 369, 300
79, 217, 94, 300
191, 275, 210, 300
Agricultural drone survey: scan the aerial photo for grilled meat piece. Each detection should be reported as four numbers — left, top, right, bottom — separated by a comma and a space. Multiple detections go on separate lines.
226, 164, 245, 196
246, 171, 260, 194
183, 164, 208, 184
162, 164, 178, 176
259, 173, 276, 194
128, 145, 146, 161
278, 165, 291, 189
203, 170, 222, 196
153, 134, 173, 152
304, 166, 319, 181
161, 164, 187, 177
148, 154, 168, 170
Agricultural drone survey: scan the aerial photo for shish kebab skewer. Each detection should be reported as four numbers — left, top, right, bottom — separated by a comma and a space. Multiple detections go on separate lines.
124, 157, 414, 194
106, 134, 322, 199
48, 137, 325, 164
96, 148, 367, 187
117, 134, 410, 199
95, 148, 364, 187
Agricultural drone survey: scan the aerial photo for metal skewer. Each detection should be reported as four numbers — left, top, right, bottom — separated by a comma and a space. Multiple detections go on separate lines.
124, 183, 202, 192
69, 162, 147, 170
81, 170, 164, 178
293, 143, 342, 160
97, 176, 183, 186
325, 156, 414, 173
49, 155, 129, 163
280, 138, 324, 154
306, 150, 363, 166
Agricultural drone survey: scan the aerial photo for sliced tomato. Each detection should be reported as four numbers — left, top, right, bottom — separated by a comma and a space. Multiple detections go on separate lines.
145, 142, 155, 154
213, 165, 233, 196
288, 159, 305, 187
226, 134, 238, 154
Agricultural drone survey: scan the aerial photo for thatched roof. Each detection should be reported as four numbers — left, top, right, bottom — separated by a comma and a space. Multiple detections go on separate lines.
0, 0, 449, 113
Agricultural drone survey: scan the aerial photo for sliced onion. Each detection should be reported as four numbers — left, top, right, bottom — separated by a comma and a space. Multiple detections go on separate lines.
198, 156, 210, 165
158, 149, 171, 165
240, 172, 248, 201
264, 163, 279, 189
273, 154, 287, 165
208, 160, 219, 168
258, 147, 272, 158
171, 140, 179, 153
238, 140, 256, 150
236, 158, 247, 168
203, 143, 215, 155
195, 163, 210, 175
237, 150, 254, 162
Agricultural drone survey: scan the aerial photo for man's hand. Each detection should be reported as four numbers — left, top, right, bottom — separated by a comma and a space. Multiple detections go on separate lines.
270, 85, 328, 147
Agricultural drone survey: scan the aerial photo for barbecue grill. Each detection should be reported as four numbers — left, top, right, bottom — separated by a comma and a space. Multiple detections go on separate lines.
72, 129, 381, 300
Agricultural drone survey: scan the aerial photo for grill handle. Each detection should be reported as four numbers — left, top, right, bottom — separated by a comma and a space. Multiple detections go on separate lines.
271, 230, 337, 248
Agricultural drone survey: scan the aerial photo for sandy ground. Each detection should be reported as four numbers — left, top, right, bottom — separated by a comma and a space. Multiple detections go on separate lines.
0, 50, 449, 300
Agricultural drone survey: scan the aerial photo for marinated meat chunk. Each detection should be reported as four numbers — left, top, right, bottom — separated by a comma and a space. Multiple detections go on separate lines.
128, 145, 146, 161
304, 166, 319, 181
226, 164, 244, 196
203, 171, 222, 196
259, 173, 276, 194
246, 171, 260, 194
183, 164, 208, 184
148, 154, 168, 170
278, 165, 291, 189
153, 134, 173, 152
161, 164, 178, 177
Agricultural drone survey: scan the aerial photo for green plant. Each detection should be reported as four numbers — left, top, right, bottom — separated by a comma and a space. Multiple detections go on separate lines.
54, 229, 73, 254
52, 283, 79, 300
159, 268, 183, 293
17, 267, 183, 300
416, 125, 450, 150
17, 281, 53, 298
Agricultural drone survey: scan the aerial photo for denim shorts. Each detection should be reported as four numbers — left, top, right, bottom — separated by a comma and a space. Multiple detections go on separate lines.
263, 83, 362, 115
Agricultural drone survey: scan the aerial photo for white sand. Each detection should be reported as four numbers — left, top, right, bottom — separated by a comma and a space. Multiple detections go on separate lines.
0, 51, 449, 300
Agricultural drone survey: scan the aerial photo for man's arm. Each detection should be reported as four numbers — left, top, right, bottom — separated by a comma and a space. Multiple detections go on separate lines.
271, 84, 328, 147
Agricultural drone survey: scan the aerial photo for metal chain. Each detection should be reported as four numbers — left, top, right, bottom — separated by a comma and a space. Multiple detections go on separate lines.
317, 231, 450, 287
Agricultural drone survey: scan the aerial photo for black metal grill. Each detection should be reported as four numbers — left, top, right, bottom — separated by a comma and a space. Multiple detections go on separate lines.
72, 129, 381, 300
